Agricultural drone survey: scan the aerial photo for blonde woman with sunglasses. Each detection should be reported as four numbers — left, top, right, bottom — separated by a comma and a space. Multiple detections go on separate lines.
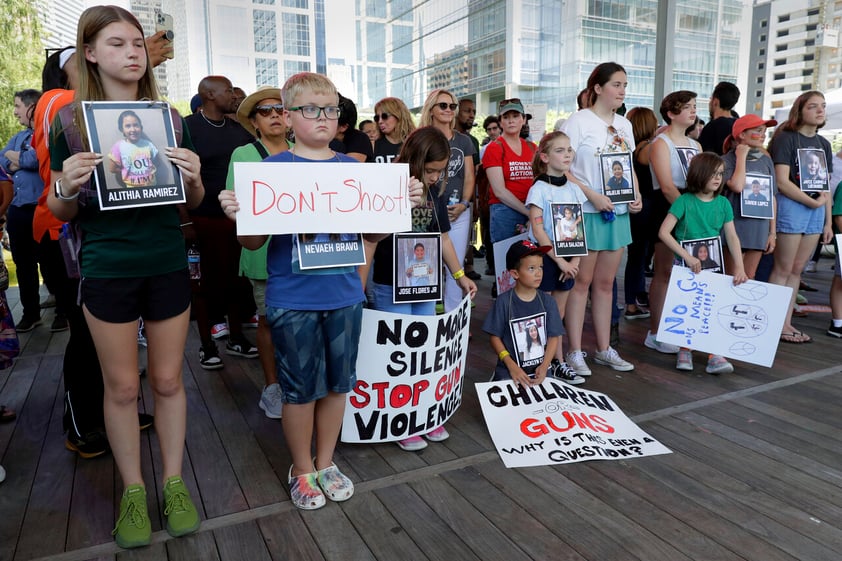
420, 89, 477, 312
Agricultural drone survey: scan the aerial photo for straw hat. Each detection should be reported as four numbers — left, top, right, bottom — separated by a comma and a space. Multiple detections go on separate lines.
236, 86, 283, 136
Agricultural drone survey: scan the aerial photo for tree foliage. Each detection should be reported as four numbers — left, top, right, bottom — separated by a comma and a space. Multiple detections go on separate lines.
0, 0, 45, 143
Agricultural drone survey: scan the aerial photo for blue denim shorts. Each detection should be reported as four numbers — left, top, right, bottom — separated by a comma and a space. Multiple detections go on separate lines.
265, 303, 363, 404
490, 203, 528, 243
776, 195, 825, 235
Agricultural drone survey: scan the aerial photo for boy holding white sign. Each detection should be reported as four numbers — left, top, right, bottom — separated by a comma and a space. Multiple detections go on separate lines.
219, 73, 425, 510
659, 152, 748, 374
483, 240, 581, 387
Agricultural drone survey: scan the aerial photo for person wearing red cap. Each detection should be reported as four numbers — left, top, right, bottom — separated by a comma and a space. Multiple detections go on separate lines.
767, 91, 834, 344
721, 114, 778, 279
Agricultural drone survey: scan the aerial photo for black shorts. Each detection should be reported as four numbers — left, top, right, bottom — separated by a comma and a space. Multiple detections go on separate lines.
538, 254, 575, 292
82, 268, 191, 323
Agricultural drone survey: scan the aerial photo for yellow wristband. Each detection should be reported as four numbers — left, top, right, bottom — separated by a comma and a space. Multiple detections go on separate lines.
498, 350, 510, 360
452, 269, 465, 280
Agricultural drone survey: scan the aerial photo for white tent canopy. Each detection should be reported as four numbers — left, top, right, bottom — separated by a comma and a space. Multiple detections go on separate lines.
774, 88, 842, 130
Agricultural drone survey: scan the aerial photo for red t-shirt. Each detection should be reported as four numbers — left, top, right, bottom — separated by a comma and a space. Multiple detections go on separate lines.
481, 137, 536, 205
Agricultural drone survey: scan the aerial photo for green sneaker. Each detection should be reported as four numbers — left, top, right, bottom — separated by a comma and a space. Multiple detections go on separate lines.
112, 485, 151, 548
163, 476, 201, 537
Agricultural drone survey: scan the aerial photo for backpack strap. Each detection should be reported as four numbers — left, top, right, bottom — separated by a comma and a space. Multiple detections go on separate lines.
252, 140, 270, 159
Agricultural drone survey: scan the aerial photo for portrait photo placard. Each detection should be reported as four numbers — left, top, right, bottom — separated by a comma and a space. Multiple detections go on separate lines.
394, 233, 442, 303
681, 236, 723, 273
550, 203, 587, 257
599, 152, 635, 203
740, 173, 774, 219
82, 101, 185, 210
296, 233, 365, 270
676, 147, 699, 178
797, 148, 829, 192
509, 312, 548, 374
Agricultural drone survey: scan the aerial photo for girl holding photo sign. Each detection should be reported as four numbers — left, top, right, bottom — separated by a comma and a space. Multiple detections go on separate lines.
658, 152, 747, 375
524, 131, 588, 385
721, 114, 778, 280
768, 91, 833, 344
369, 126, 477, 451
559, 62, 642, 377
47, 6, 204, 548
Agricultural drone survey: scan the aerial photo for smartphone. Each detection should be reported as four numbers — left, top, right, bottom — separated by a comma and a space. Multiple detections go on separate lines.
154, 9, 174, 59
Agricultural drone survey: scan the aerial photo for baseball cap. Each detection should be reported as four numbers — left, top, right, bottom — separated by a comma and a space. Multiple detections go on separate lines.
506, 239, 551, 270
732, 114, 777, 139
498, 98, 525, 116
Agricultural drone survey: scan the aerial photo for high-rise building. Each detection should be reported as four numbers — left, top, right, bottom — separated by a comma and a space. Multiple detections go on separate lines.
750, 0, 841, 119
352, 0, 752, 118
38, 1, 85, 51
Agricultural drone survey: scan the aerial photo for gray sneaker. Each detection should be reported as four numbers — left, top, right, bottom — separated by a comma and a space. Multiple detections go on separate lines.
644, 331, 680, 354
259, 383, 283, 419
594, 346, 634, 372
565, 350, 592, 377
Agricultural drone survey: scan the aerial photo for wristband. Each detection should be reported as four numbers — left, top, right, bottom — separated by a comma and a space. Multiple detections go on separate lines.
498, 350, 510, 361
54, 178, 79, 201
180, 222, 193, 228
452, 269, 465, 280
460, 200, 470, 208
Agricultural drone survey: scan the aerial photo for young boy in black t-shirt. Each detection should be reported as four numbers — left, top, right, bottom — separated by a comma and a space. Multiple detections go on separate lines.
483, 240, 585, 386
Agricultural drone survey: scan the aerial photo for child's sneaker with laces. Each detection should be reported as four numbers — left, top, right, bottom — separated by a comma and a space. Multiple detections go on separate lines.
225, 338, 259, 358
644, 330, 680, 354
594, 347, 634, 371
113, 485, 151, 549
211, 322, 229, 339
288, 466, 325, 510
565, 350, 592, 377
705, 354, 734, 375
550, 360, 585, 385
676, 348, 693, 371
316, 462, 354, 502
163, 476, 200, 537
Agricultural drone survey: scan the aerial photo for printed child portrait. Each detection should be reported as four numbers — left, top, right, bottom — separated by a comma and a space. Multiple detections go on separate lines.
599, 152, 635, 203
509, 314, 547, 372
681, 238, 723, 273
797, 148, 829, 191
740, 174, 774, 219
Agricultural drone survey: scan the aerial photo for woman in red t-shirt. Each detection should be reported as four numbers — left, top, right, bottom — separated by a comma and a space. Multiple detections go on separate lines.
481, 99, 537, 247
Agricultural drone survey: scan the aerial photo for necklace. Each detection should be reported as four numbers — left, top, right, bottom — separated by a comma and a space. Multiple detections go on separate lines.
199, 109, 226, 128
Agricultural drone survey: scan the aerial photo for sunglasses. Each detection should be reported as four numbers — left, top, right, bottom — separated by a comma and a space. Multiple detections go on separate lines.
498, 98, 522, 109
253, 104, 283, 117
373, 112, 393, 122
436, 102, 458, 111
607, 125, 623, 147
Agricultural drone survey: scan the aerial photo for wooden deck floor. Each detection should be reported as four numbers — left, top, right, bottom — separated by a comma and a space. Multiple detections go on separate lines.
2, 257, 842, 561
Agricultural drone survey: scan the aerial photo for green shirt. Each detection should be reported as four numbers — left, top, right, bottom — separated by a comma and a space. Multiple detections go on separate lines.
50, 116, 196, 278
225, 139, 293, 279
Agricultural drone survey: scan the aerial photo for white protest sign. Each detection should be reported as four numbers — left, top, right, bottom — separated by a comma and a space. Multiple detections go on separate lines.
493, 232, 529, 294
476, 379, 671, 468
233, 162, 411, 235
341, 296, 471, 443
656, 267, 792, 367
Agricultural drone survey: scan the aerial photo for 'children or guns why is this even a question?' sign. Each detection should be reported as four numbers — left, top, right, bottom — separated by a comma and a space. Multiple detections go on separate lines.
476, 379, 671, 468
233, 162, 412, 235
656, 267, 792, 367
341, 297, 471, 443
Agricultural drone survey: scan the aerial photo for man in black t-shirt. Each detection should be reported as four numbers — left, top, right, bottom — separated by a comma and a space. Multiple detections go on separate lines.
698, 82, 740, 155
330, 94, 374, 162
183, 75, 257, 369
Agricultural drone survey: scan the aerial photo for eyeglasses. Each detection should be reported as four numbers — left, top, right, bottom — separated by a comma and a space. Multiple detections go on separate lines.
374, 112, 393, 122
435, 102, 458, 111
254, 104, 283, 117
498, 98, 522, 109
287, 105, 341, 120
713, 171, 725, 177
